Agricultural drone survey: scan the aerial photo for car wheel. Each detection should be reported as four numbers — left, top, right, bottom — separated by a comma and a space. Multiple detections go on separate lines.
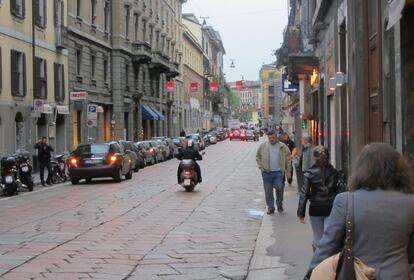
85, 178, 92, 184
114, 168, 122, 182
125, 168, 133, 180
71, 177, 79, 185
134, 162, 140, 172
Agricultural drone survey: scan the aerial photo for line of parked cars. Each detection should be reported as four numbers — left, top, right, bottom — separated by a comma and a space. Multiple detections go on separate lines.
67, 137, 181, 185
203, 128, 229, 146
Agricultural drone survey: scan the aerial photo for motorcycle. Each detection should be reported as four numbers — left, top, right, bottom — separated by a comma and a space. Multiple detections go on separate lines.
0, 156, 22, 196
14, 149, 34, 191
179, 159, 199, 192
50, 154, 68, 184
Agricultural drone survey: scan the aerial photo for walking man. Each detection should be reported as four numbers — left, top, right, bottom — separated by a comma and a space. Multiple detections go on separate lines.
256, 130, 292, 214
280, 132, 297, 185
296, 134, 314, 191
34, 137, 54, 186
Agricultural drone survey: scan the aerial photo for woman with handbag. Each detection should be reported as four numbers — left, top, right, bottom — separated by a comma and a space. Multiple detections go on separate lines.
297, 146, 344, 251
305, 143, 414, 280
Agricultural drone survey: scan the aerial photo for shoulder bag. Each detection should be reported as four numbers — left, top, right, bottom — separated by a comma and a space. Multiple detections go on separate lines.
310, 192, 376, 280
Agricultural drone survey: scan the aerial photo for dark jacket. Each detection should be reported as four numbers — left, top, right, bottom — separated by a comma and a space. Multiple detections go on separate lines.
176, 147, 202, 161
34, 142, 54, 164
297, 163, 343, 218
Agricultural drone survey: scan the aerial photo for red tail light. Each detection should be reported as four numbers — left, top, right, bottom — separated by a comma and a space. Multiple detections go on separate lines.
241, 133, 245, 137
150, 148, 154, 153
69, 157, 78, 167
109, 155, 118, 164
184, 170, 192, 176
229, 133, 233, 137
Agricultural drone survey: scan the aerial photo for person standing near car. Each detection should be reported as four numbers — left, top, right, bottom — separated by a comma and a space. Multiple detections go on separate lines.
34, 137, 54, 186
281, 132, 297, 185
256, 130, 292, 214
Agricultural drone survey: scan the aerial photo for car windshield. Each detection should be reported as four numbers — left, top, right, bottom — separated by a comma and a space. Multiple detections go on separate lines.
173, 139, 181, 144
77, 144, 108, 155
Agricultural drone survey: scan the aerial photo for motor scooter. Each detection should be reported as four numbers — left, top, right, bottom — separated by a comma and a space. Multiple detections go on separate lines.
14, 149, 34, 191
50, 154, 68, 184
0, 156, 21, 196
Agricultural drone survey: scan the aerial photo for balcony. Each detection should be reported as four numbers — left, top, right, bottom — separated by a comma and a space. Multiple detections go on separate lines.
166, 61, 180, 79
150, 50, 170, 73
132, 41, 152, 63
55, 25, 68, 49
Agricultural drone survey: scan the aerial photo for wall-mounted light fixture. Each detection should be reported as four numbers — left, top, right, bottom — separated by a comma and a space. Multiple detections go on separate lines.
329, 77, 336, 91
335, 72, 347, 87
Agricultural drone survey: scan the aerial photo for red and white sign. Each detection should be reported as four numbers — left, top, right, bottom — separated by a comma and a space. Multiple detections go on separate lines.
166, 81, 175, 93
70, 91, 88, 100
190, 82, 199, 93
236, 80, 244, 91
210, 82, 219, 93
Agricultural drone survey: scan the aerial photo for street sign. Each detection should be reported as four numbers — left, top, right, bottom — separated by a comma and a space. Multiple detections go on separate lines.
33, 99, 44, 113
210, 82, 219, 93
190, 82, 198, 93
87, 104, 98, 127
70, 91, 88, 100
56, 105, 69, 115
166, 81, 175, 93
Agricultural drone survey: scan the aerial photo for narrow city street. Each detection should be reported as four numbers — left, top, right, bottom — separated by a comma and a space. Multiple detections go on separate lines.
0, 140, 313, 280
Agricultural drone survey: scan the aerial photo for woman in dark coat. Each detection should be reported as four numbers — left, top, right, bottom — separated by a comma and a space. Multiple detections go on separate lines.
297, 146, 344, 251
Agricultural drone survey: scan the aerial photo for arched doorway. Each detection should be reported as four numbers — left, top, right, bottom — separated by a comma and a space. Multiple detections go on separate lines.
15, 112, 25, 150
56, 114, 65, 153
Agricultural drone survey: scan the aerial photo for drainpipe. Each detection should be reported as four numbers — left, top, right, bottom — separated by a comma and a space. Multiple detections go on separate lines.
110, 0, 114, 139
32, 0, 37, 170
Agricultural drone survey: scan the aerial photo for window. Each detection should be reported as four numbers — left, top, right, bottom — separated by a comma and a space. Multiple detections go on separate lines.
134, 14, 139, 41
104, 0, 110, 32
142, 19, 147, 42
34, 0, 46, 28
125, 5, 130, 39
54, 63, 65, 102
103, 58, 108, 83
90, 54, 96, 79
125, 62, 129, 91
76, 49, 82, 76
91, 0, 97, 25
34, 57, 47, 99
11, 50, 26, 97
76, 0, 81, 17
11, 0, 25, 18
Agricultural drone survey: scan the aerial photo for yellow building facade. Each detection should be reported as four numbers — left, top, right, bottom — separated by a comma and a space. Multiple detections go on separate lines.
260, 64, 282, 127
0, 0, 69, 159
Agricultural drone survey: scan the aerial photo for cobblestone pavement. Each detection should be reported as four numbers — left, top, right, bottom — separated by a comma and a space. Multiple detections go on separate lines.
0, 139, 265, 280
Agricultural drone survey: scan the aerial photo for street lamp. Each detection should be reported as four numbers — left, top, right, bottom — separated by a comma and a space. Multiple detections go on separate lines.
230, 59, 236, 68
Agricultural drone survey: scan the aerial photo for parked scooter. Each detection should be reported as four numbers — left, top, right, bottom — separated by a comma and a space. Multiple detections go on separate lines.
50, 154, 68, 184
0, 156, 22, 196
14, 149, 34, 191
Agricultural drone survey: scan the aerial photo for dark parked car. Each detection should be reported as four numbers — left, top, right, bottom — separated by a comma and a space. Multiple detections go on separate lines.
118, 140, 140, 172
245, 129, 259, 141
68, 142, 133, 184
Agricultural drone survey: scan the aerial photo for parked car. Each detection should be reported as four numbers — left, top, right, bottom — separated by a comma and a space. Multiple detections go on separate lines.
187, 134, 205, 151
118, 140, 140, 172
215, 128, 226, 141
173, 137, 186, 151
141, 141, 164, 163
154, 140, 170, 161
134, 141, 156, 166
67, 142, 133, 184
164, 138, 179, 158
207, 132, 218, 144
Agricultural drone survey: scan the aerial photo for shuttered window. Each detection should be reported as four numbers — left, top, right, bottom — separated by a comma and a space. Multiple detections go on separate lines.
11, 0, 25, 18
11, 50, 26, 97
34, 57, 47, 99
34, 0, 46, 28
54, 63, 65, 102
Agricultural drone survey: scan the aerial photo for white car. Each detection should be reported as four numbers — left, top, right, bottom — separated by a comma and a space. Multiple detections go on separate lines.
207, 134, 217, 144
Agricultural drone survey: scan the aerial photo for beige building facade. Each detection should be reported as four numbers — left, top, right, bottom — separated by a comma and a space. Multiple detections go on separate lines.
0, 0, 69, 161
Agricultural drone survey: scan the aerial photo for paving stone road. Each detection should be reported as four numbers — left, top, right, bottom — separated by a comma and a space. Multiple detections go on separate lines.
0, 139, 265, 280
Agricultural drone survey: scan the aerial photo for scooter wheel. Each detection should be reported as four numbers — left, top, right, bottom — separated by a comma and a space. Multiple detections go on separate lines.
184, 185, 194, 192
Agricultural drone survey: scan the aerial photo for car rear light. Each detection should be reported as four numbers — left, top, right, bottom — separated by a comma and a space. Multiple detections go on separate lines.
230, 133, 233, 137
241, 134, 245, 137
70, 158, 78, 167
150, 148, 154, 153
184, 170, 192, 176
109, 155, 118, 164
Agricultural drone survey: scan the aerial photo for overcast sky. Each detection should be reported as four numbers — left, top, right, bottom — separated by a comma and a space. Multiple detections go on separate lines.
182, 0, 288, 82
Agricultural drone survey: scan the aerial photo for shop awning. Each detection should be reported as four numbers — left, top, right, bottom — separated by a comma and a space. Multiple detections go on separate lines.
142, 105, 159, 120
150, 106, 165, 121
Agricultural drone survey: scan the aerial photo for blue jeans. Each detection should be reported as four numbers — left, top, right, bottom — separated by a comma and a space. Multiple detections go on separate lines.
261, 170, 284, 210
310, 216, 330, 249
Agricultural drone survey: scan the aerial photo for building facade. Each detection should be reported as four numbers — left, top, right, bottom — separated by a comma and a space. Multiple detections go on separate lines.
0, 0, 69, 161
277, 0, 414, 175
260, 65, 283, 129
68, 0, 186, 147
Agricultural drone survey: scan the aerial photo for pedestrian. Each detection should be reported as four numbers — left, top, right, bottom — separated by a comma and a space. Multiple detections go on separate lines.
34, 137, 54, 186
180, 129, 186, 137
304, 143, 414, 280
297, 146, 343, 251
281, 132, 297, 185
256, 130, 292, 214
295, 134, 314, 191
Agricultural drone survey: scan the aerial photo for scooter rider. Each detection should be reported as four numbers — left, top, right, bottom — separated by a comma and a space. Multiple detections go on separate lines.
176, 139, 202, 183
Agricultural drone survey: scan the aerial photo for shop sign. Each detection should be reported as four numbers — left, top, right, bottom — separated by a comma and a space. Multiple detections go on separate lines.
236, 80, 243, 91
281, 74, 299, 92
56, 105, 69, 115
210, 82, 219, 93
166, 81, 175, 93
70, 91, 88, 100
190, 82, 198, 93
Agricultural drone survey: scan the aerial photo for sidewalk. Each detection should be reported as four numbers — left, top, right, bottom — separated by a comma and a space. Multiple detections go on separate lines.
247, 176, 313, 280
